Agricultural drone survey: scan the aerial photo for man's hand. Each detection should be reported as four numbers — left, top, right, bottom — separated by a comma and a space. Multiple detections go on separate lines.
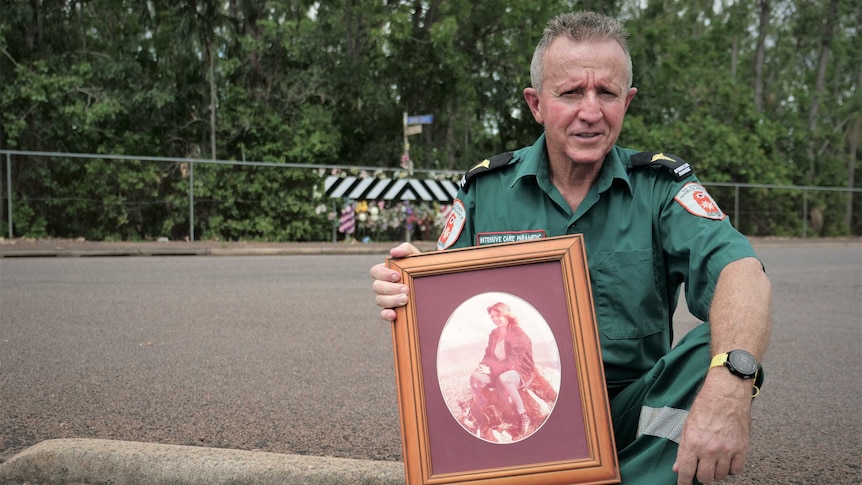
370, 242, 423, 321
673, 371, 754, 484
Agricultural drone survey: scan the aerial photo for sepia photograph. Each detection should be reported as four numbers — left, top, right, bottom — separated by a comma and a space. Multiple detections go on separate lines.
437, 292, 561, 444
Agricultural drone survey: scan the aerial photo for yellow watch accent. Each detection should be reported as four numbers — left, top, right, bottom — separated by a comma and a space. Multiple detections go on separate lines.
710, 353, 729, 369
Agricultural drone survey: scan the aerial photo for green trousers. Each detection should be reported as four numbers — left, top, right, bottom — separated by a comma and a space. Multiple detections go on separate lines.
609, 323, 716, 484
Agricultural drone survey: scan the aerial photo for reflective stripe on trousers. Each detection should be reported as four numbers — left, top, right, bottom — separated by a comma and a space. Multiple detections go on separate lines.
637, 405, 689, 444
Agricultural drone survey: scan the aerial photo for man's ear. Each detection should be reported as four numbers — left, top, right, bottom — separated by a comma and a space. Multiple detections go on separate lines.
624, 87, 638, 112
523, 87, 543, 125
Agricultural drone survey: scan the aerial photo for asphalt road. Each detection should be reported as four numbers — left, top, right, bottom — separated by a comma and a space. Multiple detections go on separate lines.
1, 242, 860, 484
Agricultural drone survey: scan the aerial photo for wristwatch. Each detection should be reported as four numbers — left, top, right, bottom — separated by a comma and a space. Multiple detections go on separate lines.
710, 350, 761, 397
710, 349, 759, 379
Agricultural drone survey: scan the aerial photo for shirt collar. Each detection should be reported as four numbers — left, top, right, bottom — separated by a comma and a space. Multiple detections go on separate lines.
510, 133, 546, 186
599, 145, 634, 194
510, 133, 633, 195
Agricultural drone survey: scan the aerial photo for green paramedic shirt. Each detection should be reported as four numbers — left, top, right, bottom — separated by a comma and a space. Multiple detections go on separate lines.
438, 134, 759, 392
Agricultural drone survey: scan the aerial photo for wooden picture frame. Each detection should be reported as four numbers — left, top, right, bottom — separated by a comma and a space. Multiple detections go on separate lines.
386, 234, 619, 485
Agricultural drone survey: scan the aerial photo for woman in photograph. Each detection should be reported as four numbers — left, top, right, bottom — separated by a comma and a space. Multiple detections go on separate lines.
469, 301, 537, 438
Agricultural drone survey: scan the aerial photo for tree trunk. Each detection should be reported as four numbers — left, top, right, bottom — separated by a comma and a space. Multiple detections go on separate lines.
806, 0, 839, 178
0, 126, 4, 237
847, 117, 859, 231
753, 0, 769, 114
846, 62, 861, 230
731, 34, 739, 81
209, 41, 217, 161
345, 0, 355, 61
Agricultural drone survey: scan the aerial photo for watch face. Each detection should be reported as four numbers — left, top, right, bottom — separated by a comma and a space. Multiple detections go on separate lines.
728, 351, 758, 377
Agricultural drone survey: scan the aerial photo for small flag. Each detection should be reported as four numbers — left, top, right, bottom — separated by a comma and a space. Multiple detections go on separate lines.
338, 205, 355, 234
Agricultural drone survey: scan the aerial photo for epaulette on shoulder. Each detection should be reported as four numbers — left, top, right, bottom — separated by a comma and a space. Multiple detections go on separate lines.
459, 152, 515, 191
630, 151, 693, 181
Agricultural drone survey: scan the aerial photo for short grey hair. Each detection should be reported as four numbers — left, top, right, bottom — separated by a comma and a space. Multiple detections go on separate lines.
529, 11, 633, 92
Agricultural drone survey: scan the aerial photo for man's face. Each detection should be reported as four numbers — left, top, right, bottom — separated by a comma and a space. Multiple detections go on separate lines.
524, 36, 637, 166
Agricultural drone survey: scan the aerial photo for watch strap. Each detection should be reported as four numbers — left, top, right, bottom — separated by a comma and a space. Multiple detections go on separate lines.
709, 353, 729, 369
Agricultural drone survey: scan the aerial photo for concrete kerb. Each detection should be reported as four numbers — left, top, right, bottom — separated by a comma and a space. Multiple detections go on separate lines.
0, 240, 440, 258
0, 439, 406, 485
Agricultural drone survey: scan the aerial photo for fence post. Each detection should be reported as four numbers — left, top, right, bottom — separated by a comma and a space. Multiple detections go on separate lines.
734, 185, 740, 228
802, 189, 808, 238
5, 152, 11, 239
331, 200, 337, 243
189, 160, 195, 242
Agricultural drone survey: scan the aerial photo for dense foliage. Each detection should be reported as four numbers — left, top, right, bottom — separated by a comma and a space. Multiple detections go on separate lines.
1, 0, 858, 240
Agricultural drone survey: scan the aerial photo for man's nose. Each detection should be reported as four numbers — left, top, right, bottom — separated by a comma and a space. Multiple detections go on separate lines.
578, 94, 603, 122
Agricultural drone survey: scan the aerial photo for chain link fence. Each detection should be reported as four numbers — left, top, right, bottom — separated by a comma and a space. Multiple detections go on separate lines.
2, 150, 860, 241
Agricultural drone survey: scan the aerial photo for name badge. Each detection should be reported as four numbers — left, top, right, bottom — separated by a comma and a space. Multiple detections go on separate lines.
476, 231, 546, 245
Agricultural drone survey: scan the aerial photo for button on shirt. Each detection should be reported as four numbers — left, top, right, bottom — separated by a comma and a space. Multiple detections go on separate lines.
447, 134, 759, 391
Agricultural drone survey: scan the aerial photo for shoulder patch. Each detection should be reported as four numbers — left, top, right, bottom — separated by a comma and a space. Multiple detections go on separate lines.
459, 152, 514, 191
437, 199, 467, 250
630, 151, 693, 181
674, 182, 726, 220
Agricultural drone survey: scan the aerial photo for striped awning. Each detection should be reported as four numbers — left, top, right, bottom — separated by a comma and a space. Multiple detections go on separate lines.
324, 176, 459, 202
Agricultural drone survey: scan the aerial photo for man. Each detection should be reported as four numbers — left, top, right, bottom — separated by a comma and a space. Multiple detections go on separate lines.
371, 11, 771, 485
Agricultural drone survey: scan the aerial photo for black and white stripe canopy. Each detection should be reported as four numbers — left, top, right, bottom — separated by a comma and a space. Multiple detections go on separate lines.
324, 176, 459, 203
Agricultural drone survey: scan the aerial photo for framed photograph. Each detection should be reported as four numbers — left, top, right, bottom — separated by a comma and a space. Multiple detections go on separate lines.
386, 234, 619, 485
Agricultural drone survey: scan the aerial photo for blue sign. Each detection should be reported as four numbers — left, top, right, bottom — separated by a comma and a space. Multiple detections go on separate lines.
407, 114, 434, 125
